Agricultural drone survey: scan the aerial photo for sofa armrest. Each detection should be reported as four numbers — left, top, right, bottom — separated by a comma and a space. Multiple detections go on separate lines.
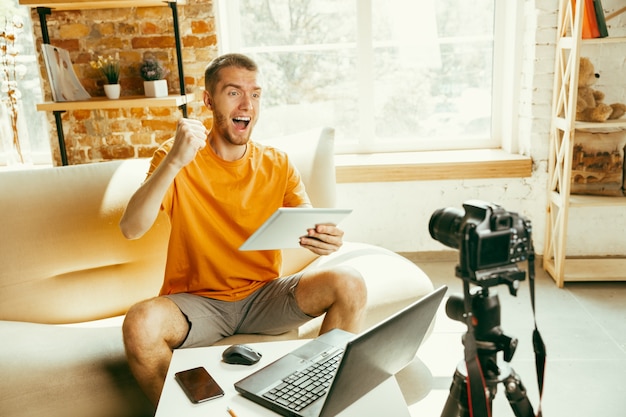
218, 242, 434, 344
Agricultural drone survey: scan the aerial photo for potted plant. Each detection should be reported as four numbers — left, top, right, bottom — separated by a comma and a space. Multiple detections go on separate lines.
140, 58, 168, 98
90, 52, 121, 99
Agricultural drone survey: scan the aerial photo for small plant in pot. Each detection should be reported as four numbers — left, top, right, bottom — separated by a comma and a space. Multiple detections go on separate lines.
140, 58, 168, 98
91, 52, 120, 85
90, 52, 121, 99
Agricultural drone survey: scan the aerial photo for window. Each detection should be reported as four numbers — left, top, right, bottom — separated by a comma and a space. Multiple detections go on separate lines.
216, 0, 520, 154
1, 1, 51, 165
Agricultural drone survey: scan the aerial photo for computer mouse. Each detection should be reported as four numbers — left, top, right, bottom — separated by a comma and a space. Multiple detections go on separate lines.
222, 344, 262, 365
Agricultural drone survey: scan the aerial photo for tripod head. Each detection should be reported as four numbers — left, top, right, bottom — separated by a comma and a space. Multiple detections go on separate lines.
462, 264, 527, 297
446, 286, 518, 362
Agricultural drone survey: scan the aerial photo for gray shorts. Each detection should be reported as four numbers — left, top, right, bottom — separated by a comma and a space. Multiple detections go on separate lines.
164, 273, 313, 348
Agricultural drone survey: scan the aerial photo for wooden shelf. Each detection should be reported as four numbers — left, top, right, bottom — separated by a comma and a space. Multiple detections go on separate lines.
36, 93, 194, 111
559, 36, 626, 48
574, 119, 626, 130
544, 258, 626, 282
544, 0, 626, 287
568, 194, 626, 207
553, 116, 626, 131
550, 191, 626, 208
19, 0, 185, 10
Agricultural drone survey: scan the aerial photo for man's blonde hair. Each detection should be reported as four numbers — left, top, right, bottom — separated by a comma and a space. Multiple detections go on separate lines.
204, 53, 259, 95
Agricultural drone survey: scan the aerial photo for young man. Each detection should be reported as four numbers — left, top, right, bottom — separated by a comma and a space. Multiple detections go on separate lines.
119, 53, 367, 406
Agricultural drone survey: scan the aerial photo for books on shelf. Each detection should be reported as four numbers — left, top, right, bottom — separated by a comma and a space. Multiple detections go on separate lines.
583, 0, 600, 38
41, 44, 91, 102
573, 0, 609, 39
593, 0, 609, 38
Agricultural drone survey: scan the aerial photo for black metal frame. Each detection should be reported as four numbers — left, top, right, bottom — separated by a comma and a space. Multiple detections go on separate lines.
36, 2, 187, 165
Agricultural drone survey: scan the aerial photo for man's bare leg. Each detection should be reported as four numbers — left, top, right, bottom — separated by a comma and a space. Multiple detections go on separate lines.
295, 265, 367, 334
122, 297, 189, 406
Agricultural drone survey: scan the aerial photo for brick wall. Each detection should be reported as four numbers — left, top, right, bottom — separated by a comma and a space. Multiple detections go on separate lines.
29, 0, 216, 165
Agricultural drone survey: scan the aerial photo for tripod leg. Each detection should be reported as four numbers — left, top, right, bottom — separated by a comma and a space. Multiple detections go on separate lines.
502, 368, 534, 417
441, 369, 471, 417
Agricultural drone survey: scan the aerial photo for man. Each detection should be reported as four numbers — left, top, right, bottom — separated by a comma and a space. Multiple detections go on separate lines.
119, 53, 367, 406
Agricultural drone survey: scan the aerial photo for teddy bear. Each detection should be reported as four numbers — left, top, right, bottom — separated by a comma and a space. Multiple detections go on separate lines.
576, 57, 626, 122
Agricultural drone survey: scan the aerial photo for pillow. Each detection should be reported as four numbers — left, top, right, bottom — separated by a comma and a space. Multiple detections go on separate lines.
259, 127, 336, 208
571, 130, 626, 196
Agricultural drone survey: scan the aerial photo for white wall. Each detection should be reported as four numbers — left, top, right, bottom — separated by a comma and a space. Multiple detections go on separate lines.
336, 171, 547, 254
337, 0, 626, 257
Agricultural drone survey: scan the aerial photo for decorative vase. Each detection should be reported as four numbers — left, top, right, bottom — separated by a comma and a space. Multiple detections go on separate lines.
143, 79, 168, 98
104, 84, 121, 99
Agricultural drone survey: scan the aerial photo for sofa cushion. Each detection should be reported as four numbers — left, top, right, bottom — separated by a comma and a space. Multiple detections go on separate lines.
0, 320, 153, 417
0, 159, 169, 323
260, 126, 336, 208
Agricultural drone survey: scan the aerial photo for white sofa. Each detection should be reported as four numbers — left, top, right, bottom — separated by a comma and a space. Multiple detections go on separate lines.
0, 127, 433, 417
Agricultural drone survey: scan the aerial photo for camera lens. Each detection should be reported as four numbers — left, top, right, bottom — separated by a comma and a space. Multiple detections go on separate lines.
429, 207, 464, 249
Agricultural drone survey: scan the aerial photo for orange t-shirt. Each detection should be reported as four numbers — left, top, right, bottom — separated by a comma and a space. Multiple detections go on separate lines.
148, 139, 310, 301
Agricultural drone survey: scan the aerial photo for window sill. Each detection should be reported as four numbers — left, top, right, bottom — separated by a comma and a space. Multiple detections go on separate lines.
334, 149, 532, 183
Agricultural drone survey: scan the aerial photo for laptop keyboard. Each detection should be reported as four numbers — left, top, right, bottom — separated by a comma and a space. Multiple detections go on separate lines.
262, 350, 344, 412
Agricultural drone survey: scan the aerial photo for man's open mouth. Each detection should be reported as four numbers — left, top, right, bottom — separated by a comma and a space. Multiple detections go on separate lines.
233, 116, 251, 130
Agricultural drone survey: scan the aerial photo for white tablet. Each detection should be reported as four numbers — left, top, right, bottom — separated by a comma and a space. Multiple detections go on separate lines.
239, 207, 353, 251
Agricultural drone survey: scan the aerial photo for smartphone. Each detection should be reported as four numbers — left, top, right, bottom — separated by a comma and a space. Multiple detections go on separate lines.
174, 366, 225, 404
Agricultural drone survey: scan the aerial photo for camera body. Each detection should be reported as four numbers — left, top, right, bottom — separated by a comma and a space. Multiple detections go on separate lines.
429, 200, 531, 282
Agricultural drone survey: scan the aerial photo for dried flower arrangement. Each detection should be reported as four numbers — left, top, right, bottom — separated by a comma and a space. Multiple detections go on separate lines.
1, 16, 27, 163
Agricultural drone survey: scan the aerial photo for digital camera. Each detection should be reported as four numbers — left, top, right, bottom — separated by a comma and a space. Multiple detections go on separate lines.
428, 200, 531, 276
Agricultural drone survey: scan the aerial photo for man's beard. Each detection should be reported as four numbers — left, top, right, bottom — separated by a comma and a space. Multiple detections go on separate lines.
213, 110, 252, 146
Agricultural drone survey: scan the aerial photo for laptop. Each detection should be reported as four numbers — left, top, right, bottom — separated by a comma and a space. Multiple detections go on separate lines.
234, 285, 447, 417
239, 208, 352, 251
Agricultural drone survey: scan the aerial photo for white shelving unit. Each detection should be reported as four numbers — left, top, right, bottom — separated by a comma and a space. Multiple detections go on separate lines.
544, 0, 626, 287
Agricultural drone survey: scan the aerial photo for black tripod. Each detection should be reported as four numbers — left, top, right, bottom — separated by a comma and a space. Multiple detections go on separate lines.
440, 284, 535, 417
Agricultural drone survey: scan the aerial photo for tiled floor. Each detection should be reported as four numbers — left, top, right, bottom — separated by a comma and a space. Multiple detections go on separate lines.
400, 258, 626, 416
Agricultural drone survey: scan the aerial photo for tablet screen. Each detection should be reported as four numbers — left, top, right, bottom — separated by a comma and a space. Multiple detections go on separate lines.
239, 208, 352, 251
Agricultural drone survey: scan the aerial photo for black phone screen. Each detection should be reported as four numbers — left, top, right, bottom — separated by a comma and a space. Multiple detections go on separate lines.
175, 366, 225, 403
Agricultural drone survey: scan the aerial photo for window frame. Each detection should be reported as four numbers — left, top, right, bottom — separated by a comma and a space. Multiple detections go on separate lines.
214, 0, 523, 155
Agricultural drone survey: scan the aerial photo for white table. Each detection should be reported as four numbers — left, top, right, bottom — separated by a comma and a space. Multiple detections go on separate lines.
155, 339, 412, 417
